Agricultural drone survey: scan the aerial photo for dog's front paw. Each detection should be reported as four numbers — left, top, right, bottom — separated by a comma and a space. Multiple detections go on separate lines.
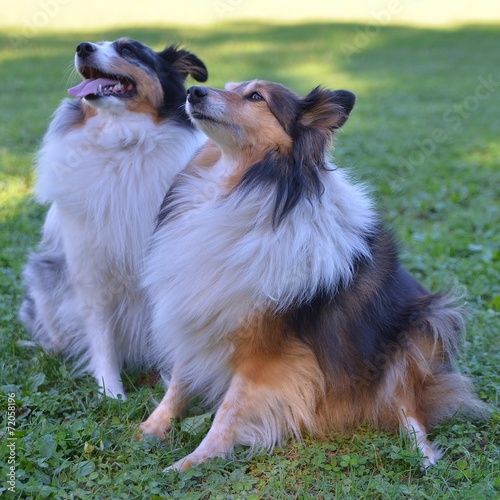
95, 374, 126, 400
100, 386, 127, 400
421, 444, 442, 468
139, 418, 171, 440
164, 452, 205, 472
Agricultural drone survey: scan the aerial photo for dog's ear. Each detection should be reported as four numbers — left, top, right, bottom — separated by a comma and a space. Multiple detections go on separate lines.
159, 45, 208, 82
299, 87, 355, 131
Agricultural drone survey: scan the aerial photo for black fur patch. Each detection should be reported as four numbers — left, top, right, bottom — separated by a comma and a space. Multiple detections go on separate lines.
237, 86, 355, 228
285, 229, 433, 389
113, 39, 208, 121
155, 180, 181, 229
264, 84, 301, 135
237, 148, 325, 228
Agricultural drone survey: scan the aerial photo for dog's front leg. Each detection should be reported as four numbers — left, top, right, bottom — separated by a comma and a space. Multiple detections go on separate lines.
140, 364, 191, 439
87, 317, 126, 399
70, 262, 126, 399
167, 373, 248, 471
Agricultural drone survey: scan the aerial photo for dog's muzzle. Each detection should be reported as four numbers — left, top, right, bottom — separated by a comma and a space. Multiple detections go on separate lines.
76, 42, 97, 59
187, 86, 208, 105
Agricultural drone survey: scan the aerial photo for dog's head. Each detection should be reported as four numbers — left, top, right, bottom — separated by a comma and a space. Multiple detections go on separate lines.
186, 80, 354, 152
186, 80, 355, 225
68, 38, 208, 118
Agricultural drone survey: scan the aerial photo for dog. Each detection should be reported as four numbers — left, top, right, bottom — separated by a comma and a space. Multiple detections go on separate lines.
139, 80, 486, 470
19, 38, 208, 399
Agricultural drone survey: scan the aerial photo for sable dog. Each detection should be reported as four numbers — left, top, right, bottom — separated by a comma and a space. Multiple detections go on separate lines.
140, 80, 485, 469
20, 38, 208, 399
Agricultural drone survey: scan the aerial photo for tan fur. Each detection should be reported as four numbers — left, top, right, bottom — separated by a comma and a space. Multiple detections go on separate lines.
190, 81, 293, 190
81, 102, 97, 124
140, 366, 189, 439
221, 83, 293, 189
167, 323, 326, 471
231, 315, 326, 437
109, 60, 164, 117
192, 140, 221, 170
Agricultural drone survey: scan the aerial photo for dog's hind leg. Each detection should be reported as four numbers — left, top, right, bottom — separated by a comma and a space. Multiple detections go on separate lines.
20, 251, 80, 354
389, 341, 443, 467
393, 294, 486, 467
140, 364, 191, 439
399, 408, 441, 467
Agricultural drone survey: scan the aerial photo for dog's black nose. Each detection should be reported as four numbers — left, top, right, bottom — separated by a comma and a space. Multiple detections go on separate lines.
76, 42, 96, 58
187, 86, 208, 104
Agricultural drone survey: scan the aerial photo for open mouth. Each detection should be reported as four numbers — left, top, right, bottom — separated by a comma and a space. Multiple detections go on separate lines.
68, 66, 136, 100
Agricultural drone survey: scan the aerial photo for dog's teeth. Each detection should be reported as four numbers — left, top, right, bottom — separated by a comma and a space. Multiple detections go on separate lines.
97, 84, 102, 92
115, 82, 122, 91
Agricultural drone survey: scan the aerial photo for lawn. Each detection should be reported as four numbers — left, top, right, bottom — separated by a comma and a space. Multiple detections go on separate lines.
1, 20, 499, 499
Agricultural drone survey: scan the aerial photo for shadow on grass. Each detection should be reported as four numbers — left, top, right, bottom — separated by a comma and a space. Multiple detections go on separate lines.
1, 22, 499, 153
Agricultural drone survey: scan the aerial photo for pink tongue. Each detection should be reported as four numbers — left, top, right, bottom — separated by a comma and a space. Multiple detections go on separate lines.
68, 78, 119, 98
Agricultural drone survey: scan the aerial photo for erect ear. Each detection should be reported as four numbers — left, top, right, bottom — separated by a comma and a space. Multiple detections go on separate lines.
299, 87, 355, 131
158, 45, 208, 82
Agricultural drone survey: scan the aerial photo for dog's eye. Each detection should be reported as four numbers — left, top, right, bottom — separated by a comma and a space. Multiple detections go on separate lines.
120, 45, 135, 57
247, 92, 263, 101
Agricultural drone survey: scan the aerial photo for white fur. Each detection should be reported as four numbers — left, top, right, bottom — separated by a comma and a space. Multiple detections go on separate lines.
30, 100, 204, 398
145, 152, 377, 404
400, 411, 442, 467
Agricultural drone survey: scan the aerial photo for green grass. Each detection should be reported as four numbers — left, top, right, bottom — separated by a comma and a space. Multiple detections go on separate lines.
1, 21, 499, 499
